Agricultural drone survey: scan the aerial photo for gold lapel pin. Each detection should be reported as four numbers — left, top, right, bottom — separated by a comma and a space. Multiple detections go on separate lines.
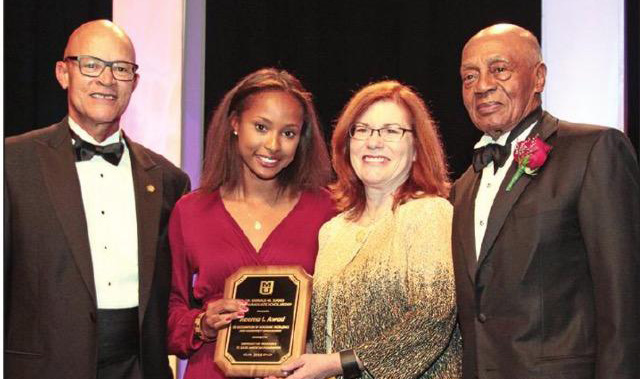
146, 184, 156, 193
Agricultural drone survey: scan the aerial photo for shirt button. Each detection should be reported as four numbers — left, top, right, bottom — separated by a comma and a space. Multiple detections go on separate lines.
101, 210, 105, 215
486, 183, 492, 188
479, 220, 485, 226
478, 313, 487, 323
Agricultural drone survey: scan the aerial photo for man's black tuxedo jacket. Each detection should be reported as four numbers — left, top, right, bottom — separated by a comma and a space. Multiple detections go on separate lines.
450, 112, 640, 379
4, 119, 191, 379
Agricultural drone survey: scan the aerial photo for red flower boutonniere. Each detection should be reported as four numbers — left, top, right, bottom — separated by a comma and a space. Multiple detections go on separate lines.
506, 136, 552, 191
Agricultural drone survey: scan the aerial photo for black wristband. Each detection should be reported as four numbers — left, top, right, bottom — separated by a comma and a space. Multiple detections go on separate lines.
340, 349, 361, 379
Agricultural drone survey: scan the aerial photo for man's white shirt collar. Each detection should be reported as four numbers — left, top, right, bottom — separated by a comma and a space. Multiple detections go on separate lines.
474, 130, 511, 149
68, 117, 122, 146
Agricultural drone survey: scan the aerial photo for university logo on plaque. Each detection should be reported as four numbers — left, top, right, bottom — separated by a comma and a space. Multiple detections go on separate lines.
260, 280, 274, 295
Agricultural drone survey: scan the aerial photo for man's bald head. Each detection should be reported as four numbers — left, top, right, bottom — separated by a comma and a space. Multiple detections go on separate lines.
465, 23, 542, 67
64, 20, 136, 63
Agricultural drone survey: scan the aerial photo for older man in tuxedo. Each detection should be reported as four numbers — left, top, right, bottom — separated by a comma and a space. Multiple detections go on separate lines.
450, 23, 640, 379
4, 20, 190, 379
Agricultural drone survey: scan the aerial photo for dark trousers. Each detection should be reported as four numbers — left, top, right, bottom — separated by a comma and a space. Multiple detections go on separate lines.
97, 307, 141, 379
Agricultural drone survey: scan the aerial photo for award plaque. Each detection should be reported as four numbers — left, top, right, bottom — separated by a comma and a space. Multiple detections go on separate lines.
214, 265, 312, 377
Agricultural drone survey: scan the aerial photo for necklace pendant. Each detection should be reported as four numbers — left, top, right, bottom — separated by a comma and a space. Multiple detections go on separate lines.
254, 220, 262, 231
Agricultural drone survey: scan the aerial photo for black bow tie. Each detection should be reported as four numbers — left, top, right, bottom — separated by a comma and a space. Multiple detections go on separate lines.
73, 136, 124, 166
473, 143, 510, 173
472, 107, 543, 173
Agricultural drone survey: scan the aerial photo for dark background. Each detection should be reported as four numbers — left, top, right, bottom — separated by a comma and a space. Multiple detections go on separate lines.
204, 0, 540, 179
4, 1, 638, 180
3, 1, 111, 137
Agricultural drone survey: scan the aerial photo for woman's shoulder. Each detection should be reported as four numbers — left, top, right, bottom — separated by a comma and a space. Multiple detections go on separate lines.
399, 195, 452, 215
174, 188, 222, 212
395, 195, 452, 229
318, 210, 350, 235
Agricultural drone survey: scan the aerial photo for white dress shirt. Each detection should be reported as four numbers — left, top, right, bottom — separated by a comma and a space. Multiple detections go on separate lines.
473, 122, 537, 259
69, 118, 139, 309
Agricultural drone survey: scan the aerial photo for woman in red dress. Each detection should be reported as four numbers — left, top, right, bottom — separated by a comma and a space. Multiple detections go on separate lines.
167, 68, 335, 379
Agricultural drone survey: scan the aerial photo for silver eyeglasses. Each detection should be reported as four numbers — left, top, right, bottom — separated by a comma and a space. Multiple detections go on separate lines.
349, 123, 413, 142
65, 55, 139, 81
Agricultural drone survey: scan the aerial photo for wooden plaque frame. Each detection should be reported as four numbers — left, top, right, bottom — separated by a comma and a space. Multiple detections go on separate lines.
214, 265, 312, 377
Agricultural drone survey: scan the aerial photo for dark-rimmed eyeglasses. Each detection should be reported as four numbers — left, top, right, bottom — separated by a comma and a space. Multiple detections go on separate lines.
349, 123, 413, 142
65, 55, 139, 81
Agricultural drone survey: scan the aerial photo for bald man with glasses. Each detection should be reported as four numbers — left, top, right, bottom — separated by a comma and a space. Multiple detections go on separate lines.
4, 20, 190, 379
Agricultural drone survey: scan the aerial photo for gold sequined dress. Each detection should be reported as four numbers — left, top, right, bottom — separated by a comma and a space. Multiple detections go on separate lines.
312, 196, 462, 379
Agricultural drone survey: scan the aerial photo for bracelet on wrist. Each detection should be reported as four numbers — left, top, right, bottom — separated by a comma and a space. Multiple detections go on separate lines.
340, 349, 362, 379
194, 312, 215, 342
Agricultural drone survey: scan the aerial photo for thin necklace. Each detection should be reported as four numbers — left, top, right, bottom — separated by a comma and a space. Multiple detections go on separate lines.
245, 207, 263, 231
231, 189, 283, 232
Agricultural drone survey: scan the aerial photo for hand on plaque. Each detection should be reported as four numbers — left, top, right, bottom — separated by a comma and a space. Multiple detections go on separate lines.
265, 353, 341, 379
201, 298, 249, 335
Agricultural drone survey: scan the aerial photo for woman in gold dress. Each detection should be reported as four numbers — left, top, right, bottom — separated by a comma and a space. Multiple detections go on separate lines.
278, 80, 462, 379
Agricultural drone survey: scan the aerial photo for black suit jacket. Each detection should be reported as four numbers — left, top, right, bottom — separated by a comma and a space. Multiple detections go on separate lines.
4, 119, 190, 379
450, 112, 640, 379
